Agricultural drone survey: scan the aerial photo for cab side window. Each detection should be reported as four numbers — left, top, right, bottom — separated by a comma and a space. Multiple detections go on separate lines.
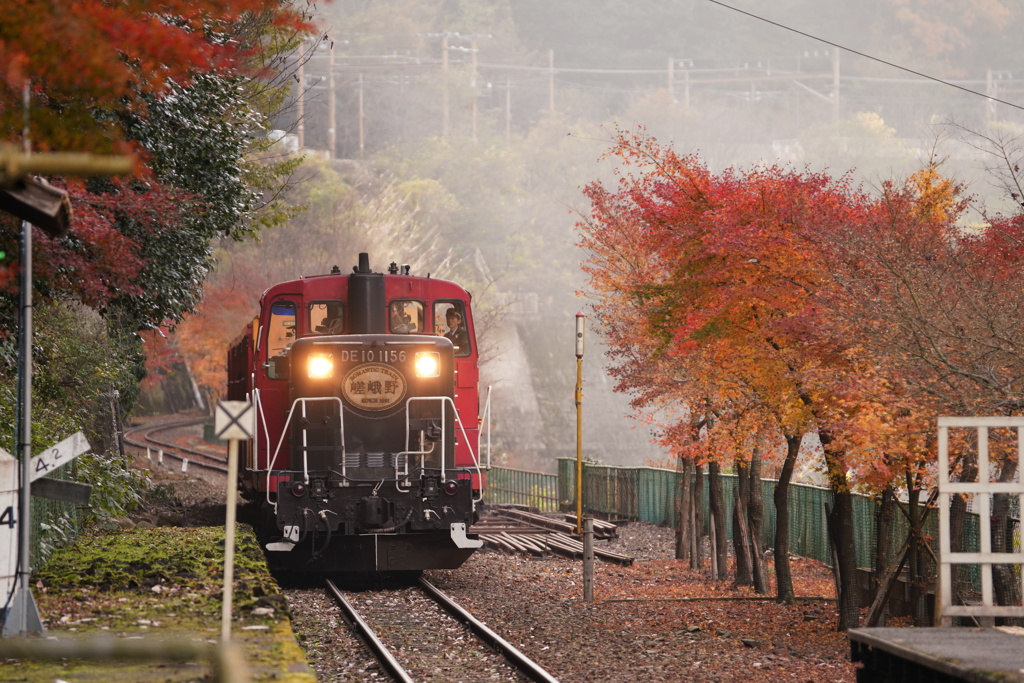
389, 300, 424, 334
310, 300, 344, 335
266, 301, 296, 378
434, 301, 471, 356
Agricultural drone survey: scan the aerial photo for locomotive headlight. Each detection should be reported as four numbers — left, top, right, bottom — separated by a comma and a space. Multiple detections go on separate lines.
307, 353, 334, 379
414, 351, 440, 378
443, 480, 459, 496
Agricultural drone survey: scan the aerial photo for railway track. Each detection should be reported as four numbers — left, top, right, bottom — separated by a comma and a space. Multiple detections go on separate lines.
123, 415, 229, 474
327, 577, 560, 683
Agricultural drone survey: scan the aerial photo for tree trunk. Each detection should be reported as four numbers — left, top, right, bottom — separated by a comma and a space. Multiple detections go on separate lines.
992, 458, 1020, 624
774, 432, 803, 604
905, 481, 929, 626
748, 446, 768, 594
820, 429, 860, 631
676, 457, 693, 560
873, 487, 895, 625
733, 457, 753, 586
708, 461, 728, 579
691, 464, 704, 570
949, 452, 978, 620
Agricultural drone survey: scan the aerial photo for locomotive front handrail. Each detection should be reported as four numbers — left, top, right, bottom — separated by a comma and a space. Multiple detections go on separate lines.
479, 385, 492, 471
265, 396, 346, 511
404, 395, 484, 502
252, 384, 272, 476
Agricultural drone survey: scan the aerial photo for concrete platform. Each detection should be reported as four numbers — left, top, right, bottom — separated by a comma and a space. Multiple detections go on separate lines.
849, 626, 1024, 682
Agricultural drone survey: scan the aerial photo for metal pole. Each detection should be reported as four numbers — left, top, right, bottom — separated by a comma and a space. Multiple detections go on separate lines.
583, 518, 594, 602
575, 313, 585, 535
5, 80, 44, 636
4, 218, 45, 638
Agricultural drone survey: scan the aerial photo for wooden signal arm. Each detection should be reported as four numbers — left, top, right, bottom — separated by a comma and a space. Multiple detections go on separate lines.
0, 145, 135, 237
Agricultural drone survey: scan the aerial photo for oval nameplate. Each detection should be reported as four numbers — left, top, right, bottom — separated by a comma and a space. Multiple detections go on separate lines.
342, 363, 407, 411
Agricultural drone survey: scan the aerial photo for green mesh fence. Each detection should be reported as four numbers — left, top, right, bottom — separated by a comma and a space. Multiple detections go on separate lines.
27, 460, 81, 570
495, 460, 1000, 581
485, 467, 559, 512
549, 459, 1000, 574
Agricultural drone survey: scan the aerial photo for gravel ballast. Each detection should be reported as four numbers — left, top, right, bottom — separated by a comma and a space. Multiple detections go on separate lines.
122, 423, 857, 682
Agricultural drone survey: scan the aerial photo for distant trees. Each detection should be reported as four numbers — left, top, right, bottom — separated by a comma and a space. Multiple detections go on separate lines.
578, 126, 1024, 629
170, 156, 461, 406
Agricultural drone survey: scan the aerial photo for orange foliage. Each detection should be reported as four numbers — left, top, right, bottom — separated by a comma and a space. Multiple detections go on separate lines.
578, 127, 1024, 494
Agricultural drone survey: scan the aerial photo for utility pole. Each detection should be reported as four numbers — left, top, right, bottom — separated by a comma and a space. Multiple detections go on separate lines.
667, 57, 675, 141
358, 73, 365, 158
471, 38, 478, 143
442, 35, 450, 138
327, 44, 336, 158
296, 59, 304, 150
505, 77, 511, 146
832, 48, 841, 124
667, 56, 675, 101
548, 49, 555, 111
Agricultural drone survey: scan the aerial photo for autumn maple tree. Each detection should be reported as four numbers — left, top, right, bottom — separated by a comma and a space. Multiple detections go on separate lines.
576, 126, 1024, 629
0, 1, 318, 462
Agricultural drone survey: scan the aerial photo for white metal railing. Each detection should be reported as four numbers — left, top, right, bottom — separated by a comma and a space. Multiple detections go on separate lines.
937, 416, 1024, 625
252, 388, 487, 509
265, 397, 346, 510
478, 386, 492, 470
402, 396, 484, 502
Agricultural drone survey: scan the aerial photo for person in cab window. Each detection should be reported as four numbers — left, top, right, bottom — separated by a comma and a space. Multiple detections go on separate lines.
444, 308, 469, 351
391, 303, 415, 333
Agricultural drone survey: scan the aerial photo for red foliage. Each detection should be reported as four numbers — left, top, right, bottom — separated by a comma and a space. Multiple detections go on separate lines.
577, 126, 1024, 493
3, 178, 189, 309
0, 0, 315, 151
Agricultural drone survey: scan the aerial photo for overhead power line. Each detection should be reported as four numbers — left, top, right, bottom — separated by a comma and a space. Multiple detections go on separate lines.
706, 0, 1024, 113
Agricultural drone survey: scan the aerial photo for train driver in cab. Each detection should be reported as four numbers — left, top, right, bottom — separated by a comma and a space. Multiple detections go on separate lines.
444, 308, 469, 352
390, 302, 416, 333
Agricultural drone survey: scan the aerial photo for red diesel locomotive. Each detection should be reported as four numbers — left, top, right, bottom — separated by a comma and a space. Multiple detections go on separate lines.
227, 253, 487, 574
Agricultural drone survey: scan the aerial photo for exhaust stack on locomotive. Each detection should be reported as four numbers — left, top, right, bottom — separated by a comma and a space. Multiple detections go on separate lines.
227, 253, 487, 573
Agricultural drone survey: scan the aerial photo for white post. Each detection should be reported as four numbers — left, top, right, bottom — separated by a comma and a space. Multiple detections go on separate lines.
214, 401, 254, 644
221, 439, 239, 642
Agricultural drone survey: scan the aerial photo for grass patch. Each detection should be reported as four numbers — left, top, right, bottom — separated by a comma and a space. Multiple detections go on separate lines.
7, 524, 314, 682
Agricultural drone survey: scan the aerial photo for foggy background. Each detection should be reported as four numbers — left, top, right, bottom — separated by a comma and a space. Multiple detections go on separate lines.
257, 0, 1024, 473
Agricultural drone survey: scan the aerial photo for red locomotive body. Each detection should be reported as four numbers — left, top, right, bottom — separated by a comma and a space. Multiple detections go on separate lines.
227, 253, 486, 573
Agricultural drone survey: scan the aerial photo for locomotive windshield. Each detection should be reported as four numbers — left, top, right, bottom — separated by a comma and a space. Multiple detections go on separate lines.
266, 300, 297, 375
389, 300, 424, 333
310, 300, 344, 334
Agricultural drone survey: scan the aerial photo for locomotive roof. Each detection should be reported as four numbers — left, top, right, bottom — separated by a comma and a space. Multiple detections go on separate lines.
260, 268, 472, 302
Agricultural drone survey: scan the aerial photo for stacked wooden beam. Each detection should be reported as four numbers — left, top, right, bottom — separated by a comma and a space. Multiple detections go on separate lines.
472, 508, 634, 565
491, 508, 619, 540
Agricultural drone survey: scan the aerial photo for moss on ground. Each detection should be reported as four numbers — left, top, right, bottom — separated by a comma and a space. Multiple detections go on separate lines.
3, 525, 314, 683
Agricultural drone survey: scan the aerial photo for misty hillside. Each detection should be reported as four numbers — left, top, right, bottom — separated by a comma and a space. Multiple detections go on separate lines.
259, 0, 1024, 471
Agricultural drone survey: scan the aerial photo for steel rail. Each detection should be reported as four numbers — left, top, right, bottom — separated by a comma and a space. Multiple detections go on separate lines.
324, 579, 414, 683
123, 417, 228, 473
418, 576, 560, 683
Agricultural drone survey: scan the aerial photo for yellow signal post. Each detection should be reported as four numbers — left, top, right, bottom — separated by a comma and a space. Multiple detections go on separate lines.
575, 312, 585, 535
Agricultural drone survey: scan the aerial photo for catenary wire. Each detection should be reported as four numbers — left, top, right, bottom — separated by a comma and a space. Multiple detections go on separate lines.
706, 0, 1024, 113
